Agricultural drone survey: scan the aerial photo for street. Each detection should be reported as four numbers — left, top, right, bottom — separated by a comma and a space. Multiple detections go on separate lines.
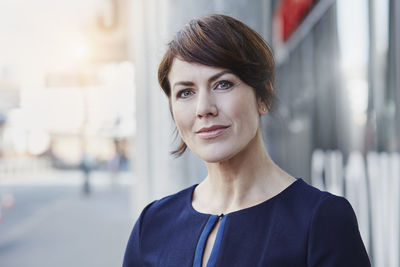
0, 170, 134, 267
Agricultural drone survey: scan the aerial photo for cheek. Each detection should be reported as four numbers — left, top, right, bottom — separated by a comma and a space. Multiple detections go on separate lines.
226, 92, 259, 127
172, 104, 194, 137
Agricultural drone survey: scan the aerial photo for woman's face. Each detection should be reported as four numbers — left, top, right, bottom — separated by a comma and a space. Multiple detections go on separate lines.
168, 58, 264, 163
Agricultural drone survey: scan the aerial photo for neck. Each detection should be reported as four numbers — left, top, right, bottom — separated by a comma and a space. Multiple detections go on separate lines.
194, 130, 293, 215
206, 130, 270, 187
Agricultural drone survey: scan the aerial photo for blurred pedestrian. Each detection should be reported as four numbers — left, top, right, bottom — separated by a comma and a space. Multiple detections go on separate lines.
80, 152, 92, 195
108, 152, 121, 187
123, 14, 370, 266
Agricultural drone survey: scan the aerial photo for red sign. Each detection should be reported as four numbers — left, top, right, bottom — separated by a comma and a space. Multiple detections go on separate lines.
274, 0, 316, 42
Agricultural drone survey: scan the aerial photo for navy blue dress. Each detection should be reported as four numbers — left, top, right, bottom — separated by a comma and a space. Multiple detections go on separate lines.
123, 178, 370, 266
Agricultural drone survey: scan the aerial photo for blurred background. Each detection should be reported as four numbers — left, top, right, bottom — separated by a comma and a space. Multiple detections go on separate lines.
0, 0, 398, 266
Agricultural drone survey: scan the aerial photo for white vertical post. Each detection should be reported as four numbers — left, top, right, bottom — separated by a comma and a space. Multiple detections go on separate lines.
311, 149, 325, 190
325, 150, 344, 196
344, 151, 370, 254
367, 151, 385, 267
388, 153, 399, 267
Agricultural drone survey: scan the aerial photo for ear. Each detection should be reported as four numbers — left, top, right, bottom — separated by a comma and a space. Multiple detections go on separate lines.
257, 98, 268, 115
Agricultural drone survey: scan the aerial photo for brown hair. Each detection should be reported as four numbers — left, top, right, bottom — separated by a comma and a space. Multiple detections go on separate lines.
158, 14, 275, 156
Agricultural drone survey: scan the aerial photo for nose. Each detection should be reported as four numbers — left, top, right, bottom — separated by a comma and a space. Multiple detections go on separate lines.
196, 90, 218, 118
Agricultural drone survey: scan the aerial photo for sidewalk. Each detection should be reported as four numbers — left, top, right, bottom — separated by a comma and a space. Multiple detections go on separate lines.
0, 170, 135, 267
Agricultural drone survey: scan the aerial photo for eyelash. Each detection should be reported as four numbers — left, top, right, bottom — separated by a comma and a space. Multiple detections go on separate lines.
176, 80, 234, 99
215, 80, 233, 90
177, 89, 194, 99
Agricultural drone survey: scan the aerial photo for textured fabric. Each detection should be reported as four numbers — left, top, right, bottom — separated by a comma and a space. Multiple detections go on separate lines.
123, 178, 371, 267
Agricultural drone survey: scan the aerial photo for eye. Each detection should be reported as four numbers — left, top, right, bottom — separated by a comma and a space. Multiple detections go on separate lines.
177, 89, 194, 99
215, 80, 233, 90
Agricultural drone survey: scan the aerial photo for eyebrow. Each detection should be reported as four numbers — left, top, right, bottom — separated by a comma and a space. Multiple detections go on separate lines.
171, 70, 233, 91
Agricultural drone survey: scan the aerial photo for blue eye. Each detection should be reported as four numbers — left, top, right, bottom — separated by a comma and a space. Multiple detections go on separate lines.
216, 80, 233, 90
177, 89, 194, 98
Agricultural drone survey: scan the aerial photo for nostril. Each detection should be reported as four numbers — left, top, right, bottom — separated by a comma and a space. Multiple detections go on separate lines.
196, 108, 218, 118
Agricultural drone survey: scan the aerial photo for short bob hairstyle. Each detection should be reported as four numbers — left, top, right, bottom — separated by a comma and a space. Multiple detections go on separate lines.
158, 14, 275, 156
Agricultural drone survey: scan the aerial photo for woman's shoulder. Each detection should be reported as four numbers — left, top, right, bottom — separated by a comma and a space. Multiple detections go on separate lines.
282, 178, 353, 220
297, 179, 371, 265
290, 178, 346, 205
139, 184, 197, 219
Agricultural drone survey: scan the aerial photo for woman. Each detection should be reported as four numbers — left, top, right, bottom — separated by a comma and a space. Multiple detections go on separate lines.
123, 14, 370, 267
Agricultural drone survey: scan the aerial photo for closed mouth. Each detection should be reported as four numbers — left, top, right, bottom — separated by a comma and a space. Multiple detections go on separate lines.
196, 125, 229, 133
196, 125, 230, 139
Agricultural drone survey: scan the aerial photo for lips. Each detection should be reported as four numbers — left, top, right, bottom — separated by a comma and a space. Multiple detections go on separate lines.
196, 125, 230, 139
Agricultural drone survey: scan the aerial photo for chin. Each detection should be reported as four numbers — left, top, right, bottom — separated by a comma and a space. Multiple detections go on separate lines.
194, 147, 240, 163
202, 155, 230, 164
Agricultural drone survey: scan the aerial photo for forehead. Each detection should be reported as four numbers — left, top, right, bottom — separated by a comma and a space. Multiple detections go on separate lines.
168, 58, 227, 84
